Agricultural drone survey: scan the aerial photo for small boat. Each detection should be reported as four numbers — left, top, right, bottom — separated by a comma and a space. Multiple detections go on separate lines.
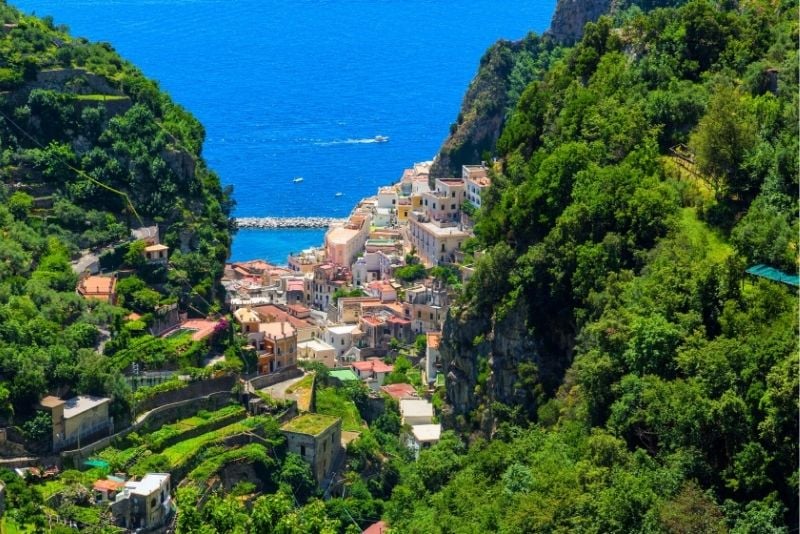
374, 135, 389, 143
292, 177, 304, 183
335, 192, 344, 197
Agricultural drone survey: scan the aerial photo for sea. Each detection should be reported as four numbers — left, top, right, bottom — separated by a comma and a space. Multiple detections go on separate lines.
12, 0, 555, 264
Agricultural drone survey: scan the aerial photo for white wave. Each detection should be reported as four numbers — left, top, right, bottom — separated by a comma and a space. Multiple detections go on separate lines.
314, 137, 380, 146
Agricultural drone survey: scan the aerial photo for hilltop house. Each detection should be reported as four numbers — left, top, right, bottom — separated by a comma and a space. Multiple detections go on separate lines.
77, 274, 117, 304
281, 414, 342, 483
110, 473, 172, 531
39, 395, 112, 451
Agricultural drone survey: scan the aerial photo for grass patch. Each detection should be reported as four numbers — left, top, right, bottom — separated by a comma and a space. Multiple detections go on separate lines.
676, 207, 732, 264
282, 413, 341, 435
143, 404, 245, 450
155, 416, 274, 471
188, 443, 274, 484
286, 373, 314, 411
73, 93, 128, 101
286, 374, 314, 394
315, 387, 364, 432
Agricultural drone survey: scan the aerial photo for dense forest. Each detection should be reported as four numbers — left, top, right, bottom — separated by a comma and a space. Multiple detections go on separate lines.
417, 0, 798, 531
0, 3, 233, 424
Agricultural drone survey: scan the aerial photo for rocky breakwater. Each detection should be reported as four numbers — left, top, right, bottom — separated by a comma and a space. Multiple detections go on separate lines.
235, 216, 346, 229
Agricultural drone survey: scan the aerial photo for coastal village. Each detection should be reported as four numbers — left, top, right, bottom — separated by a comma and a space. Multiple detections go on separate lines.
0, 159, 490, 533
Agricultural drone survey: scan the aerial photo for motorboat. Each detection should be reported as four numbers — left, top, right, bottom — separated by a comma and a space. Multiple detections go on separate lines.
292, 177, 304, 183
335, 192, 344, 197
374, 135, 389, 143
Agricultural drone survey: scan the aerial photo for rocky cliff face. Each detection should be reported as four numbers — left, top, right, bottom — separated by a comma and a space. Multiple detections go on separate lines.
441, 292, 573, 435
430, 41, 518, 179
546, 0, 614, 44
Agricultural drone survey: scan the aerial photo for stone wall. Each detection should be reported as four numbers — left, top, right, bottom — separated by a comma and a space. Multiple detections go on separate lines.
62, 391, 236, 466
136, 375, 237, 413
247, 366, 303, 390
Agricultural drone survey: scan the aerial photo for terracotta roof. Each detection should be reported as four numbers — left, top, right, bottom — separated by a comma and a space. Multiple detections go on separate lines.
361, 316, 384, 327
286, 279, 305, 292
363, 521, 389, 534
93, 479, 125, 492
259, 321, 296, 339
352, 359, 393, 374
380, 383, 417, 400
39, 396, 65, 409
427, 332, 441, 349
253, 305, 315, 330
181, 318, 220, 341
144, 244, 168, 252
78, 275, 116, 296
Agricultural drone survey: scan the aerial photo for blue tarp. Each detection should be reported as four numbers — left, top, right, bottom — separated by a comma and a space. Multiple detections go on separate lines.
745, 264, 799, 287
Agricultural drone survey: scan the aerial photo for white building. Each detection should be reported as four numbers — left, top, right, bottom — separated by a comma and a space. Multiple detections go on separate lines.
111, 473, 171, 531
407, 424, 442, 458
399, 399, 434, 427
297, 338, 337, 368
324, 324, 362, 359
407, 215, 470, 267
463, 164, 490, 208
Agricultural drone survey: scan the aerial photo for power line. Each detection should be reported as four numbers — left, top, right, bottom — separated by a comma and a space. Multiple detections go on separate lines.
0, 107, 144, 227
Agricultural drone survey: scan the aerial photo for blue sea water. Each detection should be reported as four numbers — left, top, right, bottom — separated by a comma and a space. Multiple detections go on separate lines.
13, 0, 555, 263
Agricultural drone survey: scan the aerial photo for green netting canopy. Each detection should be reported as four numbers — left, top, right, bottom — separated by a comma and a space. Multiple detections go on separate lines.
745, 264, 799, 287
329, 369, 358, 382
84, 458, 110, 469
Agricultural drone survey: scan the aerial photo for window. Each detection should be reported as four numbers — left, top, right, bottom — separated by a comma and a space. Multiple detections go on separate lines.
301, 445, 306, 456
417, 311, 421, 318
430, 313, 434, 320
451, 191, 455, 198
441, 243, 445, 252
341, 339, 344, 345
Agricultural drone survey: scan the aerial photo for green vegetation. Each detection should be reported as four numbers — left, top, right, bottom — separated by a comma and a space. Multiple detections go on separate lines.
282, 413, 340, 436
142, 404, 245, 449
188, 443, 275, 484
0, 2, 233, 433
315, 387, 365, 432
393, 263, 426, 282
389, 0, 798, 531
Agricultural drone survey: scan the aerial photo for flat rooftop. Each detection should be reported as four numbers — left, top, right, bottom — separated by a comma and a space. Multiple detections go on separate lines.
63, 395, 111, 419
400, 399, 434, 419
298, 339, 335, 352
415, 220, 470, 238
327, 324, 360, 335
282, 413, 340, 436
326, 226, 361, 245
130, 473, 169, 496
411, 424, 441, 442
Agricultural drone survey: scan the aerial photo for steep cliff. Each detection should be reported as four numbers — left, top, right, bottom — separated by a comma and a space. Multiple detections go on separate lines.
429, 34, 560, 179
546, 0, 613, 44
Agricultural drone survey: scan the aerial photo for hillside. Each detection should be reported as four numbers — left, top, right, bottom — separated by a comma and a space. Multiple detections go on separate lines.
392, 0, 799, 531
0, 5, 233, 421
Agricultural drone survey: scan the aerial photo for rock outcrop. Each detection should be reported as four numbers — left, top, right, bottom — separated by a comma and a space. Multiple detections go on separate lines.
441, 291, 574, 436
546, 0, 614, 44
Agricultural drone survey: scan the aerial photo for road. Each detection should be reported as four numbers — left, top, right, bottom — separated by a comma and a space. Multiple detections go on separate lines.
259, 373, 308, 402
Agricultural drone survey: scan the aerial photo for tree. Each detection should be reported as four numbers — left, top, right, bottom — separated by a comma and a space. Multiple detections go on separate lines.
279, 452, 316, 504
690, 86, 758, 199
7, 192, 33, 220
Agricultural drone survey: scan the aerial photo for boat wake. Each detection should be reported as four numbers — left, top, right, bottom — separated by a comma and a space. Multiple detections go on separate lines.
315, 136, 388, 146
